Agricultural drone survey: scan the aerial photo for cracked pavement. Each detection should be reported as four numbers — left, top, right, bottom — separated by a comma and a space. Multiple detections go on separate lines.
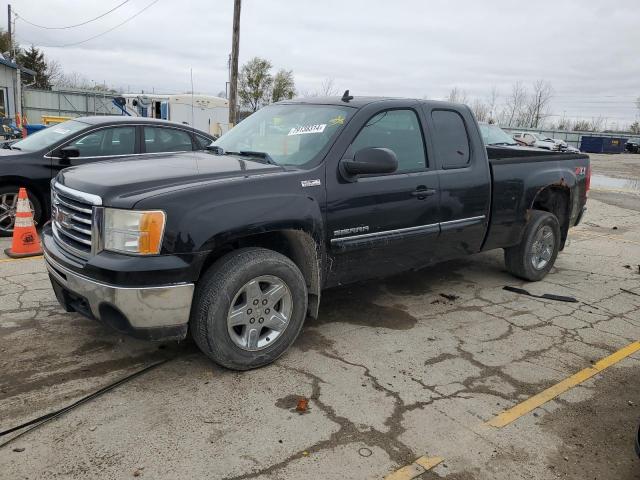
0, 154, 639, 479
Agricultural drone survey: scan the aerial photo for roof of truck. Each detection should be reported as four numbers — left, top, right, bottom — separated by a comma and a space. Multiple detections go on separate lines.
281, 96, 466, 109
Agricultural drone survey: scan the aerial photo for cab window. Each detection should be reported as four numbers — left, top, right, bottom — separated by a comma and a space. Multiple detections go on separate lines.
349, 109, 427, 173
431, 110, 470, 169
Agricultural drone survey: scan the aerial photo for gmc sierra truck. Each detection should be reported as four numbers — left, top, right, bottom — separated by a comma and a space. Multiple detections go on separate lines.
42, 96, 590, 370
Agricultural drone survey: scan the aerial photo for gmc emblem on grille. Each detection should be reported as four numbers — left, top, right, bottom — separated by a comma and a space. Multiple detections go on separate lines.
54, 207, 71, 228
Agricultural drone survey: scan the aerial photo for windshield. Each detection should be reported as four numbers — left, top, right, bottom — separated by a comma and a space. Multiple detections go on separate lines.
11, 119, 89, 152
479, 124, 518, 146
213, 104, 353, 166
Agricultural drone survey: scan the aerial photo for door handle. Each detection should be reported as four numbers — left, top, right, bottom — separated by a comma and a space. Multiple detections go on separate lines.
411, 187, 437, 199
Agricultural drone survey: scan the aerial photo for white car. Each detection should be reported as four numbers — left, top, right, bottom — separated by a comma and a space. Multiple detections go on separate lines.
512, 132, 560, 151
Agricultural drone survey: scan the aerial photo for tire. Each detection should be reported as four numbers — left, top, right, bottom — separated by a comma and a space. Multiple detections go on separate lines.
504, 210, 561, 282
0, 185, 42, 237
190, 247, 308, 370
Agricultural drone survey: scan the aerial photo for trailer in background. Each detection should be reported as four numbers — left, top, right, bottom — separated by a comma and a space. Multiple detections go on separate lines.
114, 94, 231, 137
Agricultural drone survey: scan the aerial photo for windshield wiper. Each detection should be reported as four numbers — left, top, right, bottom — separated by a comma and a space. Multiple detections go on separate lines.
489, 142, 517, 146
9, 145, 21, 150
236, 150, 278, 165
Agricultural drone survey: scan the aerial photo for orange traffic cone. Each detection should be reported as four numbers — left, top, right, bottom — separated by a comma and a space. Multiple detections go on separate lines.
4, 188, 42, 258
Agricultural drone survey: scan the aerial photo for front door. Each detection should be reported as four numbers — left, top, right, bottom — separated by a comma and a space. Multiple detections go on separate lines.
325, 106, 441, 286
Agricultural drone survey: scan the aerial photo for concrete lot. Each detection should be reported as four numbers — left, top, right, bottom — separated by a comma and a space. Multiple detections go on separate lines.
0, 154, 639, 479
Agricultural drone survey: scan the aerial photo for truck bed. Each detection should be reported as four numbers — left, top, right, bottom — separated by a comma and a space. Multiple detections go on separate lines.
482, 146, 590, 251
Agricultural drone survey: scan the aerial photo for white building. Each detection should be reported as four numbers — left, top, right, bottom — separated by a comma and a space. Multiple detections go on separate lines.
0, 56, 35, 125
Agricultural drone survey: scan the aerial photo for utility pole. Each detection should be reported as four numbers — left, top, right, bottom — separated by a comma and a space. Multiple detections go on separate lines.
7, 4, 12, 58
228, 0, 241, 126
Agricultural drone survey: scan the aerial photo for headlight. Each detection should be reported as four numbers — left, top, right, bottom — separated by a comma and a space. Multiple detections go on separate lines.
103, 208, 166, 255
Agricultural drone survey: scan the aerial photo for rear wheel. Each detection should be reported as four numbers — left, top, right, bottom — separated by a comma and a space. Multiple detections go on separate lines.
190, 248, 308, 370
504, 210, 561, 281
0, 186, 41, 237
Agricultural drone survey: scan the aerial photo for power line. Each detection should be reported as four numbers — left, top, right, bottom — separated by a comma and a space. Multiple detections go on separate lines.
16, 0, 160, 48
15, 1, 130, 30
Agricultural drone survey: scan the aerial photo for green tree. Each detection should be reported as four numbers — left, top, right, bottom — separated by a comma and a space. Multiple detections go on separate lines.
238, 57, 273, 112
18, 45, 51, 89
0, 29, 11, 56
271, 69, 296, 103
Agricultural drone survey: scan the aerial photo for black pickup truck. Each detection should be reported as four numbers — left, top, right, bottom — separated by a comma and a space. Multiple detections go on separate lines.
42, 96, 590, 370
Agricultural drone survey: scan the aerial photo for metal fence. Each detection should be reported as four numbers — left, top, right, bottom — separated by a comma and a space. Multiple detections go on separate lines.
22, 88, 121, 124
500, 126, 634, 149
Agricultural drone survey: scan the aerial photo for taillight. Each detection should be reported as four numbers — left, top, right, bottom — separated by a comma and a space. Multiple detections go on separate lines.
585, 165, 591, 194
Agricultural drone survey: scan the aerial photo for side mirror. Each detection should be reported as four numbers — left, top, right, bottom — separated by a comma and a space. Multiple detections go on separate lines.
59, 146, 80, 159
341, 147, 398, 177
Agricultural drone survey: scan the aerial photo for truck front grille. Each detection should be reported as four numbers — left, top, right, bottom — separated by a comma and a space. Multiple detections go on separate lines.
51, 183, 102, 260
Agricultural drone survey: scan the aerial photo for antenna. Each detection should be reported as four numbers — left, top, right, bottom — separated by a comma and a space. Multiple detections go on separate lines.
341, 90, 354, 102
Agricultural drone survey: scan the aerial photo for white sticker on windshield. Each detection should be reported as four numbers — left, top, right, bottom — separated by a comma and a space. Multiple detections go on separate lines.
52, 128, 71, 134
288, 124, 326, 136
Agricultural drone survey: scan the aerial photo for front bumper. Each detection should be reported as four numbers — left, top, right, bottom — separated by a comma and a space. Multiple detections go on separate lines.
44, 251, 194, 341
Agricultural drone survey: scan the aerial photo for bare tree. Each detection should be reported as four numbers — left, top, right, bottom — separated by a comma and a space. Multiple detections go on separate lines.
556, 114, 570, 131
525, 80, 553, 128
45, 59, 63, 87
572, 119, 592, 132
471, 99, 490, 122
318, 78, 338, 96
447, 86, 468, 104
630, 121, 640, 134
503, 81, 527, 127
487, 86, 499, 123
590, 116, 605, 132
55, 71, 100, 90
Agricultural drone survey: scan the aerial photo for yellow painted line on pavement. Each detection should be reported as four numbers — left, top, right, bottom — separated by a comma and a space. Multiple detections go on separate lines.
486, 341, 640, 428
0, 255, 43, 263
384, 456, 444, 480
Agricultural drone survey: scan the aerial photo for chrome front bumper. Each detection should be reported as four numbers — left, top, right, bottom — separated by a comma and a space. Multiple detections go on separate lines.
44, 253, 194, 340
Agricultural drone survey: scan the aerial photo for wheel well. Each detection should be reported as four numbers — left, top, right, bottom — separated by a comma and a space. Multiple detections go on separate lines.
199, 230, 322, 319
531, 186, 570, 248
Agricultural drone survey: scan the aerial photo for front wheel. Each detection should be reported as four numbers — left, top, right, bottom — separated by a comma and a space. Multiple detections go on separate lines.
504, 210, 561, 282
190, 248, 308, 370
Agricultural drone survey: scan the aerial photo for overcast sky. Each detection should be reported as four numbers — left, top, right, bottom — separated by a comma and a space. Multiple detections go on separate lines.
11, 0, 640, 126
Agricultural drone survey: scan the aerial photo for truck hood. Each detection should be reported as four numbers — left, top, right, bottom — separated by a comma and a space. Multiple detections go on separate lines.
56, 151, 285, 207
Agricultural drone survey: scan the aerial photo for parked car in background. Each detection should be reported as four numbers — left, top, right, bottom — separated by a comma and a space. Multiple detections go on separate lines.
0, 116, 215, 236
479, 123, 541, 150
512, 132, 560, 151
625, 137, 640, 153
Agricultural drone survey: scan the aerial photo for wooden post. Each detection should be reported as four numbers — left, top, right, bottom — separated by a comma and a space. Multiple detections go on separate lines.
228, 0, 241, 126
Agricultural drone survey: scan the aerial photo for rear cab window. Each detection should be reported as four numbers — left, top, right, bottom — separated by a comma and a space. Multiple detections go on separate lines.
431, 110, 470, 169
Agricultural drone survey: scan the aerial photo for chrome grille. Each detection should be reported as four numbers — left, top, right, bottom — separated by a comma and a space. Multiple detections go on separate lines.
51, 183, 102, 260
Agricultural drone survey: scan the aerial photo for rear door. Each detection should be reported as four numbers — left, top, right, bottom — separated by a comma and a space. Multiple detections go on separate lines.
325, 103, 441, 285
423, 107, 490, 259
